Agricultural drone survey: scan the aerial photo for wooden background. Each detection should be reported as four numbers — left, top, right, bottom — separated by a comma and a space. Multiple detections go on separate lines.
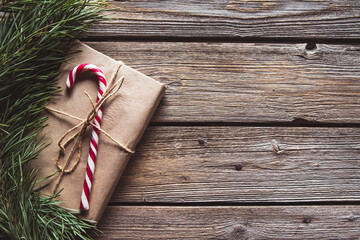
89, 1, 360, 239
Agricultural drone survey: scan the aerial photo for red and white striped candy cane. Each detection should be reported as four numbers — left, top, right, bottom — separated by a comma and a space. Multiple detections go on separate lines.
66, 63, 107, 211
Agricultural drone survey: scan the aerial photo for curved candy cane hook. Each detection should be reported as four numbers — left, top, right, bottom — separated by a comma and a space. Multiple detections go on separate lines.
67, 63, 107, 211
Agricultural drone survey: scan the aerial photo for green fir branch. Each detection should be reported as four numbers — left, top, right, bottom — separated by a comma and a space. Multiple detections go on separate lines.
0, 1, 105, 239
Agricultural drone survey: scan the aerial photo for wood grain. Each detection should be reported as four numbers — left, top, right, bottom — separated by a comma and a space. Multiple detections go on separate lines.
110, 126, 360, 203
95, 205, 360, 239
85, 2, 360, 237
88, 0, 360, 39
86, 41, 360, 123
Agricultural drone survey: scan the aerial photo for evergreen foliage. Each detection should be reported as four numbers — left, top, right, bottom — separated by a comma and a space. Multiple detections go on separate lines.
0, 1, 104, 239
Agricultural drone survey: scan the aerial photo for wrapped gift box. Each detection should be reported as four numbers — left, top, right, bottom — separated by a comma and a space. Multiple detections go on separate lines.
32, 40, 165, 223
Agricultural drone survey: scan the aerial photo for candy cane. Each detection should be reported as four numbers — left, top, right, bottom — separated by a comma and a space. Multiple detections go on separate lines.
66, 63, 107, 211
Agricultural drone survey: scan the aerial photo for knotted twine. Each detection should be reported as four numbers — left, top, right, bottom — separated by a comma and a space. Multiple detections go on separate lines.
46, 61, 135, 194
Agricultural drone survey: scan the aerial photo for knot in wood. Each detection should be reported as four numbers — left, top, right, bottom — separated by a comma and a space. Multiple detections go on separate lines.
231, 225, 252, 240
271, 139, 283, 154
303, 217, 311, 224
235, 163, 243, 171
198, 138, 206, 145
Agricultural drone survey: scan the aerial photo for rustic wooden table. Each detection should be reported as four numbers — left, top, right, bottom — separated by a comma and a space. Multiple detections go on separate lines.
89, 1, 360, 239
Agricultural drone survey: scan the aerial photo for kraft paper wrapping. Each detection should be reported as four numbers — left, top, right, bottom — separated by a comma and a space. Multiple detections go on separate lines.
33, 41, 165, 223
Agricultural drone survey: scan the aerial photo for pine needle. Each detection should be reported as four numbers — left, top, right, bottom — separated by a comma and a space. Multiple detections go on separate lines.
0, 0, 105, 239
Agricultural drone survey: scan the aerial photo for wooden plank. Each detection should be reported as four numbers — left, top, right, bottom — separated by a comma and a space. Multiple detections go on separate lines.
88, 0, 360, 39
86, 41, 360, 123
95, 206, 360, 239
110, 126, 360, 203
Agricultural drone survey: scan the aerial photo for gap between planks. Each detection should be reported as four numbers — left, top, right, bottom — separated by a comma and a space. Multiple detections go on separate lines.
82, 36, 360, 44
108, 201, 360, 207
149, 120, 360, 128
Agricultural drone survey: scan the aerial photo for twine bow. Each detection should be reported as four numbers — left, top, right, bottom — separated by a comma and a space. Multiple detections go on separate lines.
47, 62, 135, 194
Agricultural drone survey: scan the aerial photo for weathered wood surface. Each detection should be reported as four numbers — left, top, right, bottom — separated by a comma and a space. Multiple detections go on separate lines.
88, 0, 360, 39
95, 206, 360, 239
86, 1, 360, 238
86, 41, 360, 123
109, 126, 360, 203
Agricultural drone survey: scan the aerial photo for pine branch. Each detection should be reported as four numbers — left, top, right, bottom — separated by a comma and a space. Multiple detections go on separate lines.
0, 1, 105, 239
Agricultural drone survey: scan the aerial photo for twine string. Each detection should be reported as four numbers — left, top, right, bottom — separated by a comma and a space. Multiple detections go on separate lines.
47, 62, 135, 194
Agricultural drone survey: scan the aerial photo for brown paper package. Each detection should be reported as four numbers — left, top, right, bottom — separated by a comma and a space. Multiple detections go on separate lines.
32, 41, 165, 223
